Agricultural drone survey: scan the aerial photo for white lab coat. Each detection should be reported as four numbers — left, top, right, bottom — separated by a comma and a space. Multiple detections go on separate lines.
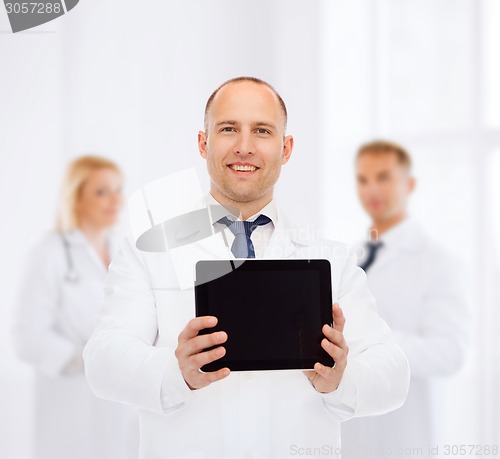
84, 207, 410, 459
12, 230, 139, 459
341, 218, 470, 459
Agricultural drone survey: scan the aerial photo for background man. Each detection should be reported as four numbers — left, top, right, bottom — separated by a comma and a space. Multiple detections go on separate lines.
342, 140, 470, 458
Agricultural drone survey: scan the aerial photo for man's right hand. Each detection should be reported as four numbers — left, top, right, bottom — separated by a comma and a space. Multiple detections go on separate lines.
175, 316, 230, 390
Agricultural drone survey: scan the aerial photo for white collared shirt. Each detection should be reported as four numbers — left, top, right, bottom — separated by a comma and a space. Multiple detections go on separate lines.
205, 192, 277, 258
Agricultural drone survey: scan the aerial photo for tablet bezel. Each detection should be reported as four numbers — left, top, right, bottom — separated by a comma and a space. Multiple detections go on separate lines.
194, 259, 334, 372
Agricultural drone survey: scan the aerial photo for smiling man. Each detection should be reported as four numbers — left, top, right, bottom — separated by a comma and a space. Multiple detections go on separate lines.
83, 77, 410, 459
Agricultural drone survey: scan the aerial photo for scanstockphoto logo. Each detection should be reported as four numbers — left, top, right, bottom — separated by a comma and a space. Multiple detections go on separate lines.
3, 0, 79, 33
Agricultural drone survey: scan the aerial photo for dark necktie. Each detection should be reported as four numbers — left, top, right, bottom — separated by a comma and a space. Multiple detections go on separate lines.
359, 241, 383, 272
218, 214, 272, 258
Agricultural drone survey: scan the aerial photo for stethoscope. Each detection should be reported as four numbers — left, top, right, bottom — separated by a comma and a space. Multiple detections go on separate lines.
60, 233, 80, 283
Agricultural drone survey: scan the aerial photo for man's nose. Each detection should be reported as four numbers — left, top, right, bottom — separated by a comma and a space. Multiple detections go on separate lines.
234, 131, 255, 155
365, 181, 379, 194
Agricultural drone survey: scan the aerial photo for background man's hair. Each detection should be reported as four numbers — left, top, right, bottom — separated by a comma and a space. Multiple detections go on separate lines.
356, 139, 412, 171
204, 76, 288, 133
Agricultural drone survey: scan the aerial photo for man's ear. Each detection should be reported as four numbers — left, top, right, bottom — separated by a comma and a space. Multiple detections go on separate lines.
198, 131, 207, 159
282, 135, 294, 165
408, 176, 416, 194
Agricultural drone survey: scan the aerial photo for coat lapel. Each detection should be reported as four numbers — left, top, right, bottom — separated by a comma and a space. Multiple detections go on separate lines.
169, 231, 233, 289
263, 207, 300, 259
369, 219, 426, 272
188, 230, 234, 260
65, 229, 109, 276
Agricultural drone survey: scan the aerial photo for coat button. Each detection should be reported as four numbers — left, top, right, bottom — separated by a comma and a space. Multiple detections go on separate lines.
244, 452, 253, 459
242, 372, 254, 381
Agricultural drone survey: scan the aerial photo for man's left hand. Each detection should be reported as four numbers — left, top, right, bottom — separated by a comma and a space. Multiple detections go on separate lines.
303, 303, 349, 393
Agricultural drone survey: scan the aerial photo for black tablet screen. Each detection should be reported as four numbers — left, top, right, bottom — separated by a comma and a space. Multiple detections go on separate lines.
195, 259, 334, 372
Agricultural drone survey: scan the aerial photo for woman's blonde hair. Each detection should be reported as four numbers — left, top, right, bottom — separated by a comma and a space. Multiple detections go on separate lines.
56, 155, 122, 232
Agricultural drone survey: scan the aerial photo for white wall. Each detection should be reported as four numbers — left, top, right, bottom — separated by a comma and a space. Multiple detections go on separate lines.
0, 11, 64, 459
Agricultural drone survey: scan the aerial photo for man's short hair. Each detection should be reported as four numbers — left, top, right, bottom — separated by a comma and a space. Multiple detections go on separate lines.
356, 140, 412, 171
203, 76, 288, 133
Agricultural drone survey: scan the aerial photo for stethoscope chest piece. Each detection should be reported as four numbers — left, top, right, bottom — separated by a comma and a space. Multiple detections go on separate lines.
64, 269, 79, 283
60, 232, 80, 283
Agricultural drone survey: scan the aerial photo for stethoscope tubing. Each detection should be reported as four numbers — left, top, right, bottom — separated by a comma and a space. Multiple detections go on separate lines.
60, 232, 79, 283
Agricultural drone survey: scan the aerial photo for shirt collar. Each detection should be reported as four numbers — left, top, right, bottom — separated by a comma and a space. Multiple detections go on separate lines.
205, 192, 277, 225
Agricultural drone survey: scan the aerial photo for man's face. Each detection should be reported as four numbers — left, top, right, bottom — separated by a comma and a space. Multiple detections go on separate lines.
356, 151, 415, 222
198, 82, 293, 205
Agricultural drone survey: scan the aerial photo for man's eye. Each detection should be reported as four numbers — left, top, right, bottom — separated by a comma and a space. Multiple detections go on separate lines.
256, 128, 270, 135
220, 127, 235, 132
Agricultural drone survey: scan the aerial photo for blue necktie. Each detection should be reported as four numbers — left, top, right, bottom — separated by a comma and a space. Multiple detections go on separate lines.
360, 241, 383, 272
218, 214, 272, 258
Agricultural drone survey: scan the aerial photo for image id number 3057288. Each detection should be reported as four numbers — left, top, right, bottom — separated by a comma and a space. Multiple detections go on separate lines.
442, 444, 498, 456
4, 3, 62, 14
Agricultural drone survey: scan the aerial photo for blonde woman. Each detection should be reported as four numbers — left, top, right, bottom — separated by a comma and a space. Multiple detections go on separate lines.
13, 156, 138, 459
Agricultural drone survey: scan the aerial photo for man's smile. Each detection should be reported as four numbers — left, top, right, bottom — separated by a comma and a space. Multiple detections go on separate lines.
227, 162, 259, 175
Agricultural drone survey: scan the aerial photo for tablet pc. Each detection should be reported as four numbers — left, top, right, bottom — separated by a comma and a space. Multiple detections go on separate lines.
194, 259, 334, 372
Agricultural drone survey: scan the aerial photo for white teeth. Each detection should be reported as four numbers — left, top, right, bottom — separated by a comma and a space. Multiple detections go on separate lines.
230, 164, 257, 171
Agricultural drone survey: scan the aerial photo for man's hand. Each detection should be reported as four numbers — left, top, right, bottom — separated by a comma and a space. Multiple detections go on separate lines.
303, 303, 349, 393
175, 316, 230, 390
